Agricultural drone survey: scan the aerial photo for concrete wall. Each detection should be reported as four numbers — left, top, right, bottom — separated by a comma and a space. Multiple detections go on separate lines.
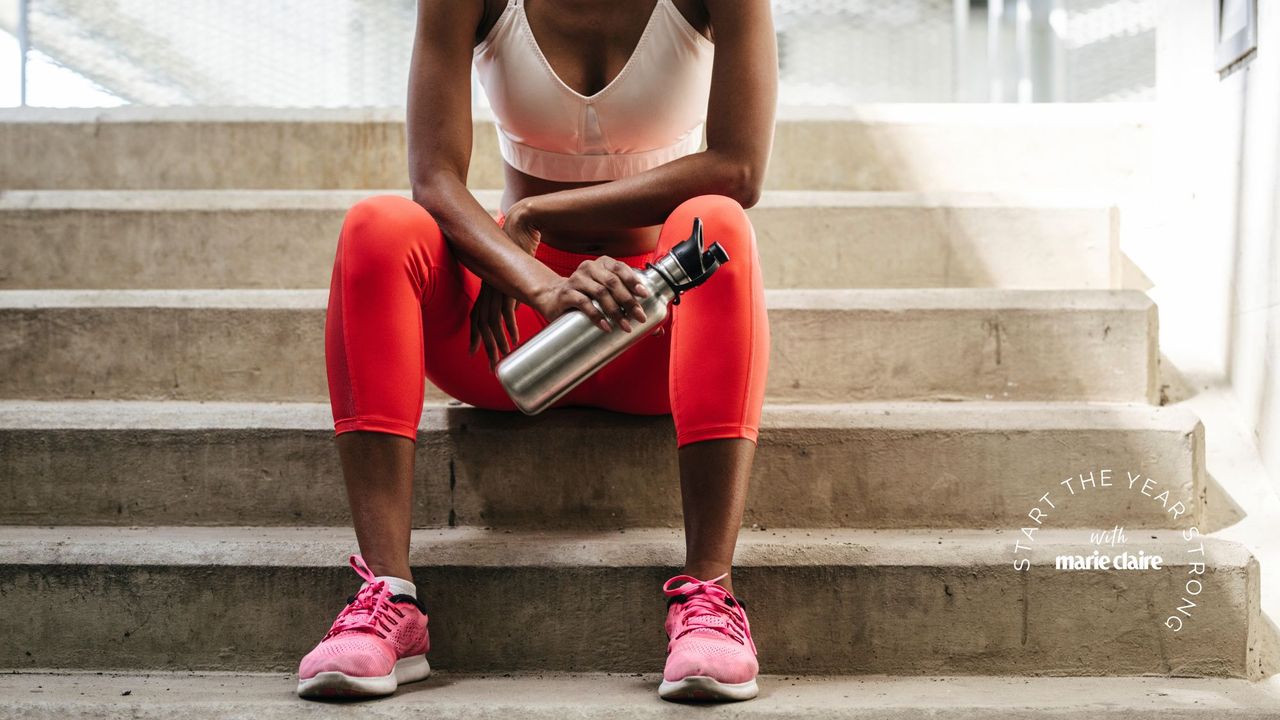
1140, 1, 1280, 495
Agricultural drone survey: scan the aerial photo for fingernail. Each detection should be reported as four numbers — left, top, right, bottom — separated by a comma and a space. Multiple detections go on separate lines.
635, 284, 651, 297
621, 319, 632, 332
598, 320, 611, 332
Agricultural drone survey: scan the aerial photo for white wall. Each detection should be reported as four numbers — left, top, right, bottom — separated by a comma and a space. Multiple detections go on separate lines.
1141, 0, 1280, 494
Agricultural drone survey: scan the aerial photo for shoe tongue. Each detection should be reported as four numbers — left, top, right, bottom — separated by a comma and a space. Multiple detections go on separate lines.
684, 612, 732, 638
677, 586, 737, 639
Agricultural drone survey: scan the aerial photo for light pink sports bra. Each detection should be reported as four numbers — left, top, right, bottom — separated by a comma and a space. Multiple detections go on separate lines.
473, 0, 715, 182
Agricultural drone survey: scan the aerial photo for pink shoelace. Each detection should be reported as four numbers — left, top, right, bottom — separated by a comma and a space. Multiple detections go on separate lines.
322, 555, 408, 641
663, 573, 755, 652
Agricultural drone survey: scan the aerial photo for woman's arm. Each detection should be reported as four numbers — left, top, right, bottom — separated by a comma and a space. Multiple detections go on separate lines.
407, 0, 650, 367
406, 0, 560, 303
507, 0, 778, 238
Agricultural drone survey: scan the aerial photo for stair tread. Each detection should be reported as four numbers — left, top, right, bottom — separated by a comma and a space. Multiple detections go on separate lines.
0, 399, 1202, 530
0, 106, 1150, 193
0, 287, 1153, 311
2, 671, 1278, 717
0, 526, 1251, 568
0, 398, 1197, 431
0, 526, 1254, 675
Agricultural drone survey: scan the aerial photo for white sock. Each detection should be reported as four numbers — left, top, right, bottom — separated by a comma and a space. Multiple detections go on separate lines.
364, 575, 417, 599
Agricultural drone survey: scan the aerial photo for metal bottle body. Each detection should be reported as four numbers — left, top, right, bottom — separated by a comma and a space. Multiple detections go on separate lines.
497, 255, 685, 415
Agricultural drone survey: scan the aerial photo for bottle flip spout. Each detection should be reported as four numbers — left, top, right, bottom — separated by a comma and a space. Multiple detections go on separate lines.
648, 217, 730, 303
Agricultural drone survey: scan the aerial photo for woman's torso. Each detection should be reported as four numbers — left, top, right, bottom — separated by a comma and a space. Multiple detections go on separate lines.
473, 0, 713, 257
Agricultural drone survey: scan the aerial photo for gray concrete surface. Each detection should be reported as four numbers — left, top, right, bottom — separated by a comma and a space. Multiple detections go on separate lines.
3, 672, 1279, 719
0, 189, 1118, 290
0, 289, 1158, 403
0, 400, 1203, 529
0, 527, 1258, 676
0, 106, 1151, 192
1, 101, 1261, 695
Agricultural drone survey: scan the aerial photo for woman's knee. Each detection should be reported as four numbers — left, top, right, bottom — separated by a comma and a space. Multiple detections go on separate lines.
671, 194, 756, 261
338, 195, 443, 277
668, 195, 760, 289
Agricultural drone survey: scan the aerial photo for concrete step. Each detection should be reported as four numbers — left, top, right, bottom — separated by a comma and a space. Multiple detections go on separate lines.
5, 672, 1280, 719
0, 527, 1258, 676
0, 289, 1158, 403
0, 189, 1119, 290
0, 105, 1151, 192
0, 400, 1202, 529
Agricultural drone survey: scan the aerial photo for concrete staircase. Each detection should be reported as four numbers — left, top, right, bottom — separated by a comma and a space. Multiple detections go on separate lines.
1, 105, 1277, 716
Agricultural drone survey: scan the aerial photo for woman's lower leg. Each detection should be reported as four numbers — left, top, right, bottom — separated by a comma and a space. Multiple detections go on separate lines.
326, 196, 445, 583
658, 196, 768, 596
678, 438, 756, 594
337, 432, 417, 581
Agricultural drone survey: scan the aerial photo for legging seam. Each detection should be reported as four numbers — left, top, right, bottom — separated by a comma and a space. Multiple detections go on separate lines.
677, 423, 758, 447
335, 415, 419, 440
338, 229, 359, 420
670, 293, 683, 435
737, 221, 757, 436
337, 413, 420, 428
418, 213, 441, 308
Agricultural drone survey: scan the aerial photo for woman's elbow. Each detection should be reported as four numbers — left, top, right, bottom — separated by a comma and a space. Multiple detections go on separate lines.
725, 161, 764, 209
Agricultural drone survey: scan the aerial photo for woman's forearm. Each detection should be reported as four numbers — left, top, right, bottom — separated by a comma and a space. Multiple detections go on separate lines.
513, 149, 761, 236
412, 174, 561, 305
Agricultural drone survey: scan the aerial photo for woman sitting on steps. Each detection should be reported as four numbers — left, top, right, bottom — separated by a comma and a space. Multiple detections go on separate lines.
297, 0, 777, 703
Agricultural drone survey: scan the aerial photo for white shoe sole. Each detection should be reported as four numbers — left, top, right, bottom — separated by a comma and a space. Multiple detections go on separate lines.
658, 675, 759, 702
297, 655, 431, 699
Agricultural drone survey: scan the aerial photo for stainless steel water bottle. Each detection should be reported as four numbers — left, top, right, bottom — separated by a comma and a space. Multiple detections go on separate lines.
497, 218, 729, 415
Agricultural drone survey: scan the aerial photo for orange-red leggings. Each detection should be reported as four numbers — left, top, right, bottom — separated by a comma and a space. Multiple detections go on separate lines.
325, 194, 769, 448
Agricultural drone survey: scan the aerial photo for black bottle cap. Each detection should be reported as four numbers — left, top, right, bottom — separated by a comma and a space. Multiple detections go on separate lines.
667, 217, 729, 295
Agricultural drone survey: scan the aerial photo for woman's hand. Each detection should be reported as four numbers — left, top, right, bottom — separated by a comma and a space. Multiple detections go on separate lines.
532, 257, 652, 333
469, 200, 542, 371
501, 199, 541, 256
469, 281, 521, 371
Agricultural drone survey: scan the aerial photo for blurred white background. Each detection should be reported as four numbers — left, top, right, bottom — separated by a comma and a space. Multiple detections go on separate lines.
0, 0, 1156, 108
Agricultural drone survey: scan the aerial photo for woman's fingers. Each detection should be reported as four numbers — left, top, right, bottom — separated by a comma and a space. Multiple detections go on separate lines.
564, 287, 611, 332
472, 287, 493, 361
571, 262, 623, 332
468, 291, 483, 355
479, 290, 502, 369
585, 261, 642, 331
502, 296, 520, 346
573, 258, 655, 332
484, 288, 513, 362
470, 283, 519, 370
602, 259, 649, 324
481, 326, 500, 370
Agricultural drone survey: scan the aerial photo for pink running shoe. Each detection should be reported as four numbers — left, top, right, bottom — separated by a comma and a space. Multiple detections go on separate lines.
297, 555, 430, 699
659, 574, 759, 702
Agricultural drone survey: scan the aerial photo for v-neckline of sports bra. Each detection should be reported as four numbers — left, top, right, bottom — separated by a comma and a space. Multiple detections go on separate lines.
517, 0, 663, 102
